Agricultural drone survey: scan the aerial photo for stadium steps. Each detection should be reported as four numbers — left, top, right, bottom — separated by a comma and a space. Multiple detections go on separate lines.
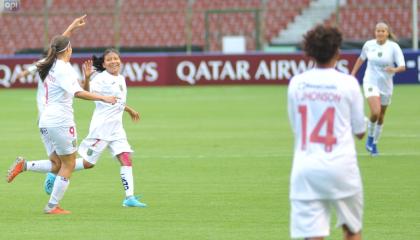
271, 0, 340, 44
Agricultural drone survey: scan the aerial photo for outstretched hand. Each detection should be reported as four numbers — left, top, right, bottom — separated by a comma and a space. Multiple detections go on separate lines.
63, 14, 87, 37
127, 109, 140, 122
83, 60, 93, 79
70, 14, 87, 30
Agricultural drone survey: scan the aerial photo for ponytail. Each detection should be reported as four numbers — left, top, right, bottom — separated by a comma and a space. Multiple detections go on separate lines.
37, 47, 57, 81
92, 55, 106, 72
36, 35, 71, 81
92, 48, 120, 72
388, 29, 397, 42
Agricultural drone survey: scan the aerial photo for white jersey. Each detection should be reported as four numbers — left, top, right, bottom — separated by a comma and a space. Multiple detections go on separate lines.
86, 71, 127, 141
26, 59, 46, 115
36, 78, 45, 116
360, 39, 405, 95
38, 59, 83, 128
287, 68, 366, 200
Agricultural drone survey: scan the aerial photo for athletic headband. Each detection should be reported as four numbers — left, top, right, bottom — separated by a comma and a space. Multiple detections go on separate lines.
376, 22, 388, 30
57, 41, 71, 53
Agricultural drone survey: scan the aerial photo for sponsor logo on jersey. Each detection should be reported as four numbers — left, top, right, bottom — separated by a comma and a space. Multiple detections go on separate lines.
40, 128, 48, 135
87, 148, 93, 156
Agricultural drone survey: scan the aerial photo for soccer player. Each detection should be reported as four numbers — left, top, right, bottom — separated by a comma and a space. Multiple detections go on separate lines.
44, 49, 147, 208
10, 15, 88, 190
351, 22, 406, 156
288, 25, 366, 240
7, 34, 117, 214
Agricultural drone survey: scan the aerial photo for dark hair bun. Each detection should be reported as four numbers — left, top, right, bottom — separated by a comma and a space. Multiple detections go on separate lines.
302, 25, 342, 64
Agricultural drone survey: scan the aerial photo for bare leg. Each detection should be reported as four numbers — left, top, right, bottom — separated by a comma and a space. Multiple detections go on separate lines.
83, 160, 94, 169
366, 96, 381, 122
57, 152, 76, 178
343, 225, 361, 240
377, 105, 388, 125
49, 152, 61, 173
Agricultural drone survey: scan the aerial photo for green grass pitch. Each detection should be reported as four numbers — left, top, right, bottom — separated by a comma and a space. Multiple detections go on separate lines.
0, 85, 419, 240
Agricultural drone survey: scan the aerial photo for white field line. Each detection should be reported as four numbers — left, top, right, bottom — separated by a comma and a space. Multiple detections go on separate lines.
138, 152, 420, 159
384, 134, 420, 138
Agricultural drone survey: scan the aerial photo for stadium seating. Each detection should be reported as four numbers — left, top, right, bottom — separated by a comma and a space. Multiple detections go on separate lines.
0, 0, 416, 54
50, 0, 116, 12
264, 0, 311, 41
324, 0, 413, 41
187, 0, 261, 51
18, 0, 45, 12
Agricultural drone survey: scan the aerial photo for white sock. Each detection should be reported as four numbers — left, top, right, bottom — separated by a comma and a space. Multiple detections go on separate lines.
120, 166, 134, 197
74, 158, 85, 171
373, 124, 383, 144
26, 160, 52, 172
367, 120, 376, 137
48, 176, 70, 206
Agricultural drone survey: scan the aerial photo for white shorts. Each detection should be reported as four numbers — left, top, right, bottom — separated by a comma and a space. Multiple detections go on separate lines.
39, 129, 55, 156
78, 138, 133, 165
290, 192, 363, 239
363, 84, 392, 105
40, 126, 77, 155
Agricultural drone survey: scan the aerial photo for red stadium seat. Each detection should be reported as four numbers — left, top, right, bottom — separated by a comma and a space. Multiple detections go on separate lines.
323, 0, 412, 41
0, 0, 415, 54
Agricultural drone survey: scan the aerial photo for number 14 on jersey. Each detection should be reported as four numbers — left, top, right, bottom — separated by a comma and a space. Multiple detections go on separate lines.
298, 105, 337, 152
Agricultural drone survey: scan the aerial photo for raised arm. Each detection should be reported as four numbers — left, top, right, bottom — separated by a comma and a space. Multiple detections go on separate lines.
62, 14, 87, 37
17, 69, 31, 79
82, 60, 93, 91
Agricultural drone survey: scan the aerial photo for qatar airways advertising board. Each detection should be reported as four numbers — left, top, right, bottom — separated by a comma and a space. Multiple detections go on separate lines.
168, 54, 353, 85
0, 51, 419, 88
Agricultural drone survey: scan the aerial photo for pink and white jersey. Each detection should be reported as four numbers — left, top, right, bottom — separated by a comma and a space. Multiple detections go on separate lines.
287, 68, 366, 200
26, 59, 46, 116
36, 79, 46, 118
39, 59, 83, 128
86, 71, 127, 141
36, 77, 46, 116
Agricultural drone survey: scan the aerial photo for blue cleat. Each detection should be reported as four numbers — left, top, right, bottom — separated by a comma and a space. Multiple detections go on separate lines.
370, 144, 378, 157
44, 172, 56, 195
123, 195, 147, 208
365, 136, 374, 153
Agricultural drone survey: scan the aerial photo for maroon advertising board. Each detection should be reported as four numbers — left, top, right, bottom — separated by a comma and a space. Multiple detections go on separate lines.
0, 53, 358, 88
